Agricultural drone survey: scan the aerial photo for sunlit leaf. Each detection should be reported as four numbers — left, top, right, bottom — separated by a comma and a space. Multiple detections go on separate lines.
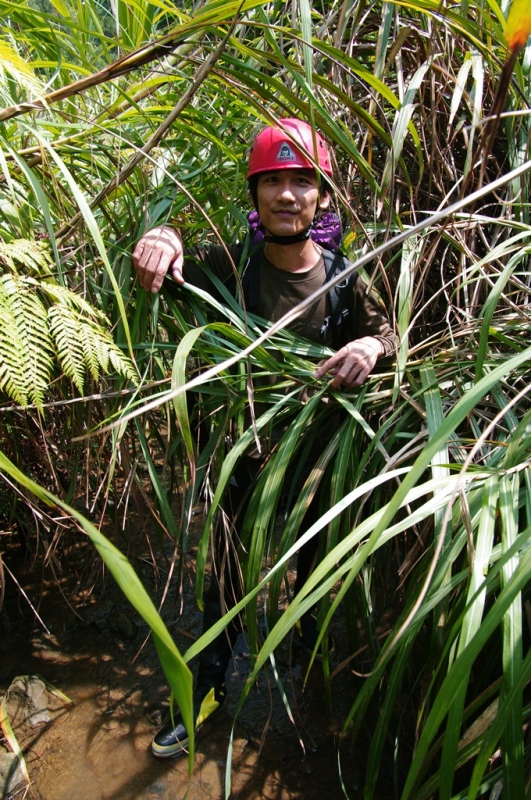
505, 0, 531, 52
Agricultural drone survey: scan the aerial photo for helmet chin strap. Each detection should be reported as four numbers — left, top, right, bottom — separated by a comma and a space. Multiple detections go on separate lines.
263, 224, 313, 245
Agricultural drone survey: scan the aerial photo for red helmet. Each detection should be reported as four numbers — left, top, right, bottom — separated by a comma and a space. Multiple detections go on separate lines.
247, 118, 333, 179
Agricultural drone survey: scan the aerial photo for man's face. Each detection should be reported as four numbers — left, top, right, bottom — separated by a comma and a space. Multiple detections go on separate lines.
256, 168, 327, 238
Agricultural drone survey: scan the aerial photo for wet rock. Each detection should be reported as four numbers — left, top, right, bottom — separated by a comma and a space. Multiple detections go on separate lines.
0, 746, 26, 799
6, 675, 50, 727
83, 602, 137, 639
108, 610, 137, 640
82, 600, 113, 630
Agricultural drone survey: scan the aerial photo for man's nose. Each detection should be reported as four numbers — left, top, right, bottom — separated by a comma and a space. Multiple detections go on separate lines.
277, 180, 296, 200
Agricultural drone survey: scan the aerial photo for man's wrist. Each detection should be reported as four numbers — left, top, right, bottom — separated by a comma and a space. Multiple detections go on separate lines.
359, 336, 384, 357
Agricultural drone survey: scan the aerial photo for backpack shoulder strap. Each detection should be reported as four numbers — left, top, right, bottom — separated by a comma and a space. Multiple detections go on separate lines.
320, 249, 357, 345
240, 242, 263, 312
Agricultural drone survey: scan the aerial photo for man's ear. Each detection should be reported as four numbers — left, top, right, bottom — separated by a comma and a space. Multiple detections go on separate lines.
319, 190, 331, 210
248, 177, 259, 210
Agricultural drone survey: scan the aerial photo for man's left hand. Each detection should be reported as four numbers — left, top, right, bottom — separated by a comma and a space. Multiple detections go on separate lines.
313, 336, 384, 389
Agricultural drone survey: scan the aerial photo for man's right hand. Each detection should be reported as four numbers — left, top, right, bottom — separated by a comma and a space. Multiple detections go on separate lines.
132, 226, 184, 293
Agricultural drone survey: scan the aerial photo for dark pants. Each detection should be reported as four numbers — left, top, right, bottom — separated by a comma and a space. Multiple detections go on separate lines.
197, 452, 322, 689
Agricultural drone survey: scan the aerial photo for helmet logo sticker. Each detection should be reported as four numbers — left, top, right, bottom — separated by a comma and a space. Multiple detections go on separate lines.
276, 142, 297, 164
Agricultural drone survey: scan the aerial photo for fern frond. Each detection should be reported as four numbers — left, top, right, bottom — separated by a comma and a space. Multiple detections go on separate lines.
79, 316, 105, 381
79, 318, 138, 384
0, 239, 54, 276
108, 346, 137, 383
0, 275, 54, 409
48, 305, 87, 394
0, 240, 137, 403
35, 277, 107, 321
48, 304, 138, 391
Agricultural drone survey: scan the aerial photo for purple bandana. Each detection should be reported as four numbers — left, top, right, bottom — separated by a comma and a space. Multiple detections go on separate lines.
247, 209, 342, 251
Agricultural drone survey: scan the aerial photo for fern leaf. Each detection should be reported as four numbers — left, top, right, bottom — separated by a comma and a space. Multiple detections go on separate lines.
48, 305, 86, 394
34, 278, 107, 321
0, 260, 136, 405
79, 318, 137, 384
0, 275, 54, 409
0, 239, 53, 276
108, 345, 138, 383
79, 317, 106, 381
49, 305, 137, 390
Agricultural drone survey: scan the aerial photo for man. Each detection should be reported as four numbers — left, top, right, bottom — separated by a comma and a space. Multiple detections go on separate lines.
132, 118, 396, 758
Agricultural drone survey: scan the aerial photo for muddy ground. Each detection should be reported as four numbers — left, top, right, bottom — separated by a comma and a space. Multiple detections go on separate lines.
0, 510, 396, 800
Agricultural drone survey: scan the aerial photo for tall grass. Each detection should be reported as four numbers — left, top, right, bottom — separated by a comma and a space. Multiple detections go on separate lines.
1, 0, 531, 795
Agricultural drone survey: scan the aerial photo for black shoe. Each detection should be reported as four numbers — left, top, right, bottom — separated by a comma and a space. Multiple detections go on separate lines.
298, 612, 336, 660
151, 683, 227, 758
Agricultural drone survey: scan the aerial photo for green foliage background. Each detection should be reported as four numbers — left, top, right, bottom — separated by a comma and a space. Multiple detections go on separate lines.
1, 0, 531, 796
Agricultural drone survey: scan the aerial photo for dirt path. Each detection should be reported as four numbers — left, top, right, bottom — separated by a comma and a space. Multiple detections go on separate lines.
0, 526, 389, 800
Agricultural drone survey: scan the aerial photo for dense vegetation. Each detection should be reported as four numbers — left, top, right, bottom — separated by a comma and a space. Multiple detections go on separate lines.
1, 0, 530, 796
